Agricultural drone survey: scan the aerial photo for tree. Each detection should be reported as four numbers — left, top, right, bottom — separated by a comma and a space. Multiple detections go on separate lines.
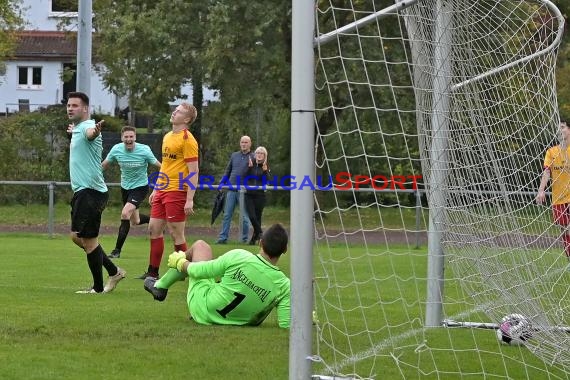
93, 0, 207, 136
0, 0, 24, 78
94, 0, 292, 187
202, 1, 291, 109
91, 0, 570, 209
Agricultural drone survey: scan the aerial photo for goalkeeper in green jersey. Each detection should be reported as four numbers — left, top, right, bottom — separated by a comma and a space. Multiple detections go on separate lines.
144, 223, 291, 328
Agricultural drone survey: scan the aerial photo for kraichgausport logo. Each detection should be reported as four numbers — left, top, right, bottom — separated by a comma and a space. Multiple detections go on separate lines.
147, 172, 422, 191
147, 171, 170, 190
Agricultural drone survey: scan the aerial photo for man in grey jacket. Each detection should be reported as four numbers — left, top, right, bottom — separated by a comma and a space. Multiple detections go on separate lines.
216, 136, 254, 244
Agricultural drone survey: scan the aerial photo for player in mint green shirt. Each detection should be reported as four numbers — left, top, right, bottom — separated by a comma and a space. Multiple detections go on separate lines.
103, 127, 160, 190
69, 119, 107, 193
144, 223, 291, 328
67, 91, 125, 294
102, 126, 161, 258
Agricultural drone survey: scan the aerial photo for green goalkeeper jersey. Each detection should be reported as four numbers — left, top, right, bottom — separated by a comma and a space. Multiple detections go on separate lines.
186, 249, 290, 328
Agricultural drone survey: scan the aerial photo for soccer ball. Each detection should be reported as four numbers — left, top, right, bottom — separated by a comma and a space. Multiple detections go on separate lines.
496, 313, 533, 345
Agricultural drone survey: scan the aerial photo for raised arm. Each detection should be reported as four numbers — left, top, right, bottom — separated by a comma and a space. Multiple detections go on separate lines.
86, 120, 104, 141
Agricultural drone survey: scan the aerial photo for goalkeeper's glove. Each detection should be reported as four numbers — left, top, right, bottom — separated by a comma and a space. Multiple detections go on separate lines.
168, 251, 187, 272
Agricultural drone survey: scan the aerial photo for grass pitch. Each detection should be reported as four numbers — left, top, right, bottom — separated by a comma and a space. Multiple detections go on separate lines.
0, 234, 288, 380
1, 233, 567, 379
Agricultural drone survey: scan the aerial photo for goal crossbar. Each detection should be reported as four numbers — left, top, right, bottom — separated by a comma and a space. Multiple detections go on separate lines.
315, 0, 565, 92
314, 0, 420, 46
451, 0, 565, 91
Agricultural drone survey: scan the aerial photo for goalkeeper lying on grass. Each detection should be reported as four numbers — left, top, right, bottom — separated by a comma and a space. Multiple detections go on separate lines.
144, 223, 291, 328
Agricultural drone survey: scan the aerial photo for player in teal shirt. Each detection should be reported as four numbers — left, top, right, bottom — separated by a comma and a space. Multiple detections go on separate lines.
70, 120, 107, 193
144, 223, 291, 328
104, 127, 160, 189
103, 126, 161, 258
67, 91, 125, 294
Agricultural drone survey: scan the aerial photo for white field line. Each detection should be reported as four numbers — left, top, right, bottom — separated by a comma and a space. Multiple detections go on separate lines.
327, 303, 490, 374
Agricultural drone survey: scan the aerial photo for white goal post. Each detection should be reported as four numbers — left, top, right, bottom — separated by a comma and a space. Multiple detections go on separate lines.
290, 0, 567, 379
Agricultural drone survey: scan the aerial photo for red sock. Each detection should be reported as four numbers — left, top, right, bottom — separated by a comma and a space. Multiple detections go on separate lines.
175, 242, 187, 252
150, 237, 164, 268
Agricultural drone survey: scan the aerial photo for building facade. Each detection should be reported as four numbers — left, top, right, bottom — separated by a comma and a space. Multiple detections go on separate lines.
0, 0, 125, 114
0, 0, 216, 116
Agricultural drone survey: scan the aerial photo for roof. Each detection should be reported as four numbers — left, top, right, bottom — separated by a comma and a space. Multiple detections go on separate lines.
13, 31, 77, 61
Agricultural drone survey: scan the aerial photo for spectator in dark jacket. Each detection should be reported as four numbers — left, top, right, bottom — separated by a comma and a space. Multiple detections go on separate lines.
216, 136, 255, 244
245, 146, 270, 245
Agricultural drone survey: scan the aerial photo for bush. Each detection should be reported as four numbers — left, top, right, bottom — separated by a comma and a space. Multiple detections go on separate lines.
0, 107, 125, 204
0, 106, 70, 185
91, 113, 126, 133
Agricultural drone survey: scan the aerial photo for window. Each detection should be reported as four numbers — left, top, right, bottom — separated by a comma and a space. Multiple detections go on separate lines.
32, 68, 42, 85
18, 67, 27, 85
17, 67, 42, 89
51, 0, 78, 12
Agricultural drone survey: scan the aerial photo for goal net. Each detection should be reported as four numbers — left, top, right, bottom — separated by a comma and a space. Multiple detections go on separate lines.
308, 0, 567, 378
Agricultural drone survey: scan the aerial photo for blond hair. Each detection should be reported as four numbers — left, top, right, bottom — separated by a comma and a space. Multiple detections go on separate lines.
255, 146, 268, 162
180, 102, 197, 125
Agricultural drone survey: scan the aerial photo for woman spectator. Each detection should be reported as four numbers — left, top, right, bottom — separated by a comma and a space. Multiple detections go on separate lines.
245, 146, 270, 245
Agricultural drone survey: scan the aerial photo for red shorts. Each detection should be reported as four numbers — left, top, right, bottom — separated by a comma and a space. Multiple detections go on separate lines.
150, 191, 187, 222
553, 203, 570, 226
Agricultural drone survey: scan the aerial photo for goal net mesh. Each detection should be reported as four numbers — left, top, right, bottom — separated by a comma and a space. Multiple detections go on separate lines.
312, 0, 567, 378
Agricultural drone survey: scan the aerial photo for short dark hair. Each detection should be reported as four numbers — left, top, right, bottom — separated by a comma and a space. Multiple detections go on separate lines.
121, 126, 136, 135
561, 120, 568, 127
260, 223, 288, 258
67, 92, 90, 106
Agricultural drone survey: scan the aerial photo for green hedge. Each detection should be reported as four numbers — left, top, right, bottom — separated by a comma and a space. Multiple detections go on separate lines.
0, 106, 122, 204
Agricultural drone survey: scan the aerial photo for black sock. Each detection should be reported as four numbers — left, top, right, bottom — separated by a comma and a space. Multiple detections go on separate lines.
147, 265, 159, 277
115, 219, 131, 251
138, 214, 150, 225
100, 246, 118, 276
86, 246, 104, 292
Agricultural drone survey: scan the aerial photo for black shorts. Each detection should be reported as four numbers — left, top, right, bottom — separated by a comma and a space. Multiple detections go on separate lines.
121, 185, 149, 209
70, 189, 109, 238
